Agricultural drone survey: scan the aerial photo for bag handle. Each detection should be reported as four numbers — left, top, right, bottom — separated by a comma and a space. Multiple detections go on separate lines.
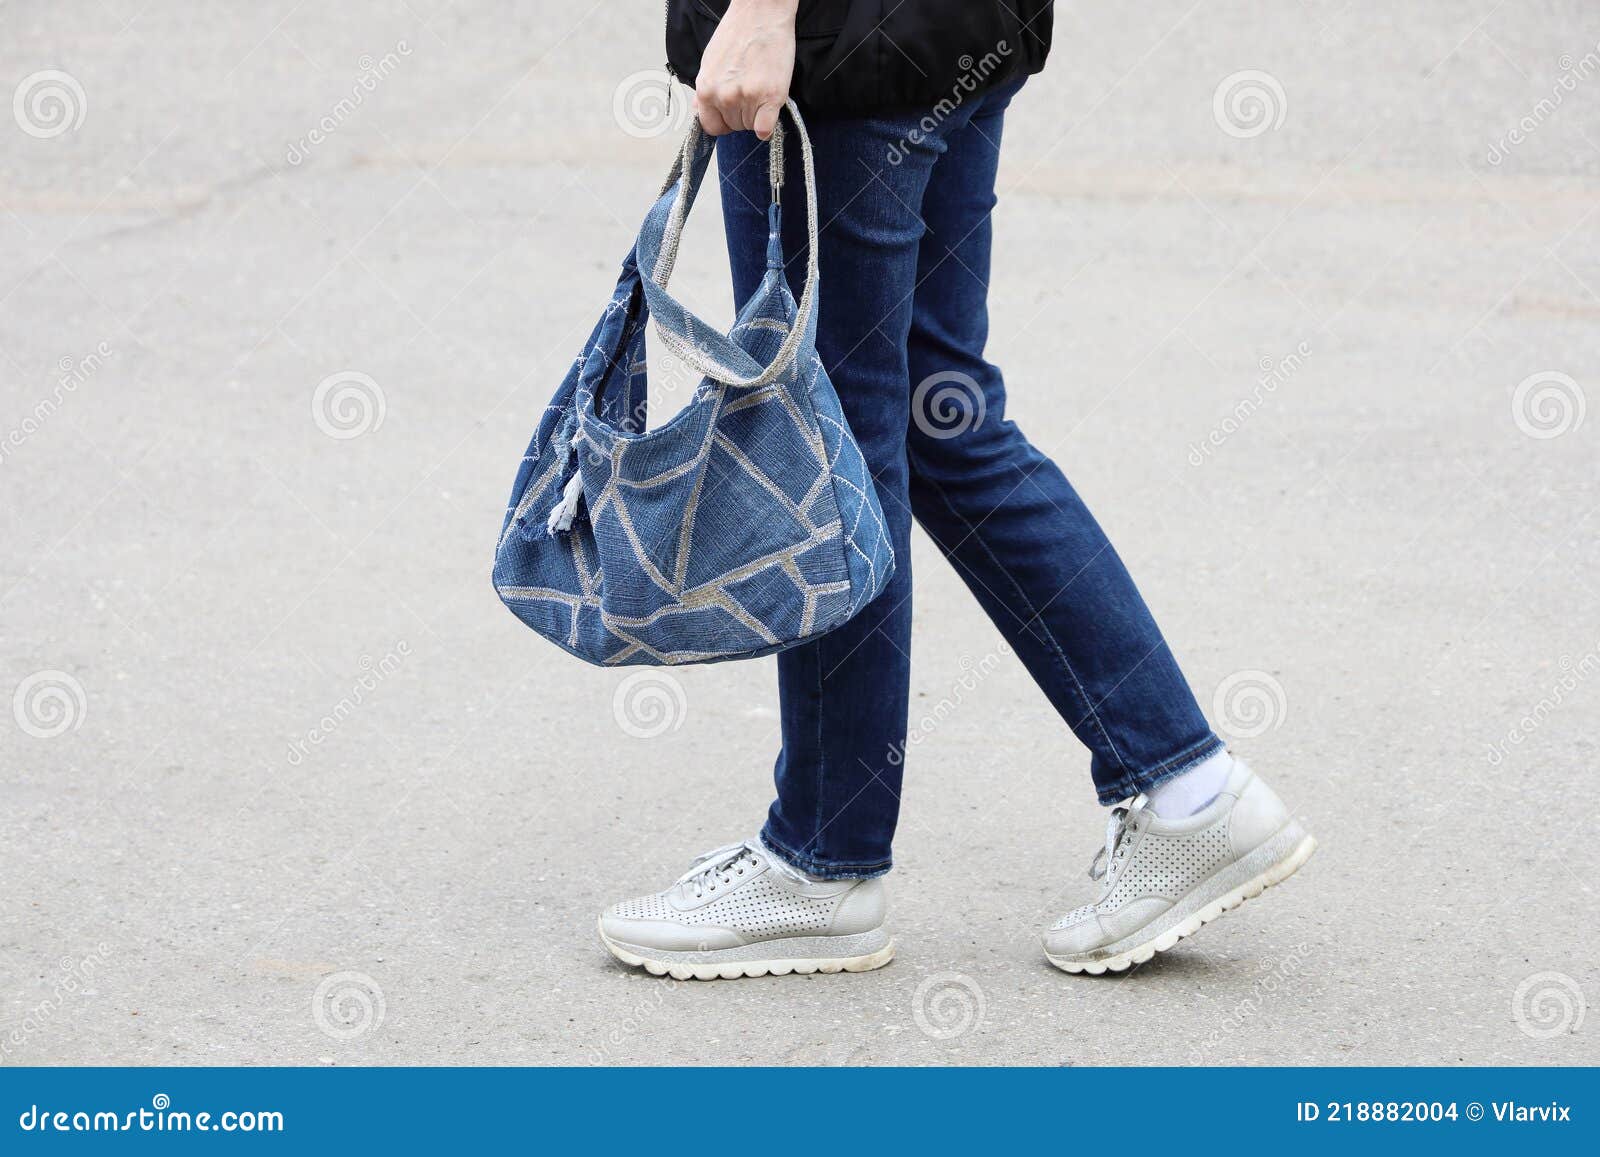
634, 99, 819, 390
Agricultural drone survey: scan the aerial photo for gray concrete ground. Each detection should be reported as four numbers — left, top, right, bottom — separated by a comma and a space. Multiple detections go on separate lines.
2, 2, 1598, 1066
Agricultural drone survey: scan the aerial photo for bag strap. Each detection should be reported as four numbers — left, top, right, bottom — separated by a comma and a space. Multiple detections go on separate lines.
634, 99, 819, 389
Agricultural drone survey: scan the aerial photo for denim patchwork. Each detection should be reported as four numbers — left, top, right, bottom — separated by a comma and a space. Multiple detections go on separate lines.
494, 107, 894, 666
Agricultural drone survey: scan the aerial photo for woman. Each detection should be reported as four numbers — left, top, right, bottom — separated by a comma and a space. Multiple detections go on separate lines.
598, 0, 1314, 978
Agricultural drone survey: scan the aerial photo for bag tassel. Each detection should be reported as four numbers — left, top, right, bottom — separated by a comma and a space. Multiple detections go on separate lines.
545, 469, 586, 536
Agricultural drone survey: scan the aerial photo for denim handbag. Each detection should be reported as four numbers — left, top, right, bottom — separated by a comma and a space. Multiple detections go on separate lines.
493, 102, 894, 666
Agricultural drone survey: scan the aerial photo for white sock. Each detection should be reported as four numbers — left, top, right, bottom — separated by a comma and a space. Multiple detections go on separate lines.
759, 835, 831, 883
1146, 748, 1233, 818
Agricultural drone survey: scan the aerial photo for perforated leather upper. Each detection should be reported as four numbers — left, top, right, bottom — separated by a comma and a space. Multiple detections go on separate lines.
1052, 760, 1289, 934
603, 840, 888, 947
1103, 824, 1234, 908
612, 872, 839, 937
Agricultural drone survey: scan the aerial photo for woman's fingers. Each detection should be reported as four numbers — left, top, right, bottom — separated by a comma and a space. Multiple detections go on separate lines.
697, 87, 783, 138
751, 100, 781, 141
697, 83, 743, 134
694, 92, 733, 136
690, 0, 796, 137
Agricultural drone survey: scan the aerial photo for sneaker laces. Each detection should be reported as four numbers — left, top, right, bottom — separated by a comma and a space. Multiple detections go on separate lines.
1087, 793, 1149, 882
675, 841, 763, 900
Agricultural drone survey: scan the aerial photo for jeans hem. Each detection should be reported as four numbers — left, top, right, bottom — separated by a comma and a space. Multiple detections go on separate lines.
1094, 733, 1227, 806
759, 826, 892, 880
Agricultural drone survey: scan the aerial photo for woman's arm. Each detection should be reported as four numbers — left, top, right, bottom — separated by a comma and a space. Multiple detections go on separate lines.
692, 0, 797, 139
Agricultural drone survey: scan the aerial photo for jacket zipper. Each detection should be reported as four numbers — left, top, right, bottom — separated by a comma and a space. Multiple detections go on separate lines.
663, 0, 677, 117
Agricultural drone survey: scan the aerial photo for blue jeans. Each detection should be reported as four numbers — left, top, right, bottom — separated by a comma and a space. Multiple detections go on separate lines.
717, 82, 1222, 879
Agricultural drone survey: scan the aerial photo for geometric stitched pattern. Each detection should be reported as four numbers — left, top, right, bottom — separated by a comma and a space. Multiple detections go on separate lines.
493, 158, 893, 666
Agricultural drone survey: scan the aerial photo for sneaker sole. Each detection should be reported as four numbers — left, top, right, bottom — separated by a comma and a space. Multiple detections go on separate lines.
1046, 823, 1317, 976
598, 921, 895, 981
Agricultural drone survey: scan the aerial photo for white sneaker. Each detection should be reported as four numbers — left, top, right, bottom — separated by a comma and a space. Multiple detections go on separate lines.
598, 839, 894, 980
1045, 759, 1315, 974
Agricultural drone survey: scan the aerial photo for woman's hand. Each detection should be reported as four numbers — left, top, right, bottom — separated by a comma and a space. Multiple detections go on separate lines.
693, 0, 797, 139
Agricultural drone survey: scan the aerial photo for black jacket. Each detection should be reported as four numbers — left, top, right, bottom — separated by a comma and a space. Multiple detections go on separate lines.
665, 1, 1053, 115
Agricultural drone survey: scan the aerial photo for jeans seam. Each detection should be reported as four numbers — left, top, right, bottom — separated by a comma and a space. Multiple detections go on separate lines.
909, 450, 1128, 771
